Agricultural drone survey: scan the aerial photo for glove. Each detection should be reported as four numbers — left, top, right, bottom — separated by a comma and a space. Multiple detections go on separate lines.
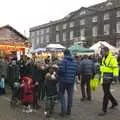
35, 82, 39, 86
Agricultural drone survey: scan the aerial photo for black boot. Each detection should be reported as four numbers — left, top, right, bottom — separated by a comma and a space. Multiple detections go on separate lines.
109, 103, 118, 109
98, 111, 107, 116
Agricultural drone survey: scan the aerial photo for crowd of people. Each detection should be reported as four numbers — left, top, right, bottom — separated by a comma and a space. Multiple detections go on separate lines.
0, 47, 120, 117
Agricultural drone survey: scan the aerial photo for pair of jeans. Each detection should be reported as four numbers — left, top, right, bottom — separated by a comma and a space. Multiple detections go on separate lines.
102, 82, 117, 112
59, 83, 74, 113
0, 88, 5, 95
45, 96, 56, 114
81, 75, 91, 99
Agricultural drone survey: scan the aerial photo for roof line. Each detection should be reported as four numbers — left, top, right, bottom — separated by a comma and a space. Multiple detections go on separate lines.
0, 25, 28, 40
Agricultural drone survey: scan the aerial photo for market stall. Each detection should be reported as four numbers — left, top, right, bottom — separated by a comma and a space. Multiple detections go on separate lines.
89, 41, 118, 54
0, 25, 29, 59
46, 44, 65, 51
29, 44, 65, 62
0, 42, 25, 58
69, 44, 94, 55
31, 48, 46, 53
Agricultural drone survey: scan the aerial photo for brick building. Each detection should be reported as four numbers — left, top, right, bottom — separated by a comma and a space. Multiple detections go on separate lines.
30, 0, 120, 49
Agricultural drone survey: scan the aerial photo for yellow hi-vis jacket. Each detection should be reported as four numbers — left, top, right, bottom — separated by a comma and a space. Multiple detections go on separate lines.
100, 51, 119, 84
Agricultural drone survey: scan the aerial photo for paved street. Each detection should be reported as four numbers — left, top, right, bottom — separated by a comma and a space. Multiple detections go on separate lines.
0, 84, 120, 120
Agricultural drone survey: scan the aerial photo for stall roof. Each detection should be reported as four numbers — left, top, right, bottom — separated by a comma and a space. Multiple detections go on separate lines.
0, 25, 28, 40
46, 44, 65, 49
90, 41, 116, 53
32, 48, 46, 53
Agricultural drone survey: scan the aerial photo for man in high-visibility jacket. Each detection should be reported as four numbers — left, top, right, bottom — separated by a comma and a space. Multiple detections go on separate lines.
99, 46, 119, 116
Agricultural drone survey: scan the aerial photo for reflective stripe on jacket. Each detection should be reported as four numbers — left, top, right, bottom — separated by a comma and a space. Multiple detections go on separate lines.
100, 51, 119, 83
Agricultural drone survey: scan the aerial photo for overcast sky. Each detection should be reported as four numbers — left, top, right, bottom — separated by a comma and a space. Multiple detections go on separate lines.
0, 0, 105, 36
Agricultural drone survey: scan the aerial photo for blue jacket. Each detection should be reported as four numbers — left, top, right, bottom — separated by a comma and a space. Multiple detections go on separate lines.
79, 58, 95, 76
58, 56, 77, 84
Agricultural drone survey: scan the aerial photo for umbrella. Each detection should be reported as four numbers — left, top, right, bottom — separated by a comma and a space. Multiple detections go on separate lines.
69, 44, 94, 54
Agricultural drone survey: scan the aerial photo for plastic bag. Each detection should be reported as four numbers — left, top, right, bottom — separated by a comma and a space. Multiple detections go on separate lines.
90, 74, 100, 91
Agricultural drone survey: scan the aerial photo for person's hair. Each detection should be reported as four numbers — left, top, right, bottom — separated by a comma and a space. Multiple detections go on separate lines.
1, 74, 4, 78
103, 46, 109, 52
27, 57, 30, 60
88, 55, 92, 59
83, 55, 88, 59
64, 49, 71, 56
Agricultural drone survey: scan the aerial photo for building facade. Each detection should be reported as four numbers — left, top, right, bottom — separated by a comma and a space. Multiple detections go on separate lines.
30, 0, 120, 49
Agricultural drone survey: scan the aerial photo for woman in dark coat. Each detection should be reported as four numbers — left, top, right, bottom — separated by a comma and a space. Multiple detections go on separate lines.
7, 60, 19, 88
7, 59, 20, 102
32, 62, 46, 108
24, 58, 34, 77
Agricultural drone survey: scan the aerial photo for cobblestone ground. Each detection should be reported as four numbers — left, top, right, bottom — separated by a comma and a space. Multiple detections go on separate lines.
0, 84, 120, 120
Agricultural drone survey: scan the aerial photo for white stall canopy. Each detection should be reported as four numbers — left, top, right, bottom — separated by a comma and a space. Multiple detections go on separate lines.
46, 44, 65, 49
90, 41, 117, 53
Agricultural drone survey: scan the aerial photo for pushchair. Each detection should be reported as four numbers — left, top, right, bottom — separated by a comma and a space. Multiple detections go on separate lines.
20, 76, 35, 113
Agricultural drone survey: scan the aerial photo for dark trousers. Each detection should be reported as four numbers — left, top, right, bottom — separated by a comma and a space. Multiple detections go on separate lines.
33, 86, 39, 109
0, 88, 5, 95
81, 75, 91, 99
102, 82, 117, 112
59, 83, 74, 113
45, 96, 56, 114
118, 70, 120, 82
39, 82, 45, 101
11, 85, 20, 103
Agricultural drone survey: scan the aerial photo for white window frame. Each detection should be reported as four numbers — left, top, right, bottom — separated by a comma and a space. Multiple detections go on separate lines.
116, 11, 120, 17
80, 10, 86, 16
30, 32, 35, 38
116, 40, 120, 48
46, 27, 50, 33
56, 25, 59, 31
104, 24, 110, 35
62, 23, 67, 29
36, 31, 39, 37
41, 29, 44, 35
104, 13, 110, 20
80, 19, 85, 25
92, 26, 97, 37
63, 32, 66, 41
69, 21, 74, 28
46, 35, 49, 43
70, 30, 74, 40
92, 16, 98, 22
40, 36, 44, 44
116, 22, 120, 33
36, 37, 39, 45
80, 29, 85, 40
56, 33, 60, 42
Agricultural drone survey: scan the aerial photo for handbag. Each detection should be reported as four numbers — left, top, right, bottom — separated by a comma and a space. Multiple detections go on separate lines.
90, 74, 100, 91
